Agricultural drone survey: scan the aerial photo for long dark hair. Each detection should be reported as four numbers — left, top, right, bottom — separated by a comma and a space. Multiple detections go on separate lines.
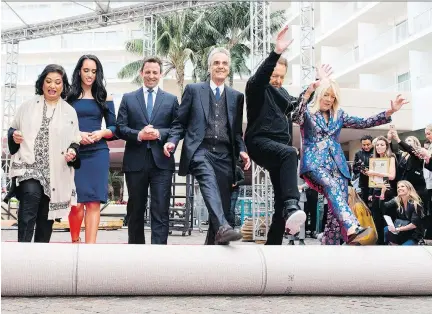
35, 64, 70, 100
67, 54, 107, 111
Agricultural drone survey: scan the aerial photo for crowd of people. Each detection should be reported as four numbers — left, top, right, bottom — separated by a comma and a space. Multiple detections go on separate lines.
4, 25, 429, 246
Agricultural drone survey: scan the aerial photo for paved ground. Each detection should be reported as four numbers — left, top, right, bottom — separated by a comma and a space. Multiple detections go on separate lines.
2, 228, 432, 313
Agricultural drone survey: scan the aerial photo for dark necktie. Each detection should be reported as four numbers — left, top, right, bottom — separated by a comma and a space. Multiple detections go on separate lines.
215, 87, 221, 102
147, 89, 154, 118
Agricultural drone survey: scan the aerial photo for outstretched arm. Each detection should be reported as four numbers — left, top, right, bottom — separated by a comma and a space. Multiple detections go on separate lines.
246, 25, 294, 94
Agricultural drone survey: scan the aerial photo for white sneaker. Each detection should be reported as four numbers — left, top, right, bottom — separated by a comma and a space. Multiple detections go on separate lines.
285, 210, 306, 235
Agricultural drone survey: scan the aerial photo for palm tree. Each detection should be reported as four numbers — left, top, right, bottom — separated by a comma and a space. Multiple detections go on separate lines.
156, 10, 198, 94
189, 3, 285, 86
117, 39, 144, 85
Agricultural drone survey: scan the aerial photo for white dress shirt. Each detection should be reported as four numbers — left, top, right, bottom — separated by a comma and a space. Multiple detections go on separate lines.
209, 80, 224, 98
143, 85, 159, 106
137, 85, 159, 142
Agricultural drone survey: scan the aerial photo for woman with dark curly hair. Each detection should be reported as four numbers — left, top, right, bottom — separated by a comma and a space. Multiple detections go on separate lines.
66, 55, 116, 244
8, 64, 81, 243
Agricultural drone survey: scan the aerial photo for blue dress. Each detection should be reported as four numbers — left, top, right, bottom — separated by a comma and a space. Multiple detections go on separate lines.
72, 99, 116, 203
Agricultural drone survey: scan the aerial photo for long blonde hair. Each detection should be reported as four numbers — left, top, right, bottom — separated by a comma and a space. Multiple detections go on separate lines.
309, 78, 341, 120
402, 136, 421, 159
395, 180, 423, 216
348, 186, 372, 215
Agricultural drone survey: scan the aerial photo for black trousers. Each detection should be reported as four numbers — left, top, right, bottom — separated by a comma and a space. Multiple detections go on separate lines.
247, 137, 299, 245
359, 186, 370, 206
17, 179, 54, 242
305, 188, 318, 232
190, 148, 233, 245
125, 152, 173, 244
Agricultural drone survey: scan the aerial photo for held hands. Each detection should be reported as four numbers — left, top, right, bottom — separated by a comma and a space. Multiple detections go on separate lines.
65, 148, 76, 162
139, 125, 160, 141
240, 152, 251, 171
80, 132, 94, 145
12, 130, 24, 144
274, 25, 294, 54
163, 142, 175, 157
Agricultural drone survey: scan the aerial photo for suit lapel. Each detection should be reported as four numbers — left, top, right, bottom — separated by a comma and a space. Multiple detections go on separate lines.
135, 87, 149, 123
199, 83, 210, 121
225, 85, 235, 130
150, 89, 165, 122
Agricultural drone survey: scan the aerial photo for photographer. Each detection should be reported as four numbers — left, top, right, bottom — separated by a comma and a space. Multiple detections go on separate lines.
353, 135, 374, 204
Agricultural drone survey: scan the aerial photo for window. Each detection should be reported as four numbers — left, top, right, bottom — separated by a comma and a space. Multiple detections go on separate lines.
395, 19, 408, 43
397, 71, 411, 92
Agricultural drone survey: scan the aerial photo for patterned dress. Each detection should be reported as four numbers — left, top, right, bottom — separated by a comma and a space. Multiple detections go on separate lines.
15, 103, 55, 199
292, 100, 391, 244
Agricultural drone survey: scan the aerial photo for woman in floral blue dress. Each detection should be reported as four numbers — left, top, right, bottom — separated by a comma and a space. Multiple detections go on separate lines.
293, 67, 408, 245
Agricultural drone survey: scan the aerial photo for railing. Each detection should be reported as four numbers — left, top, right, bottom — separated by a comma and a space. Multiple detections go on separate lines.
383, 80, 411, 92
332, 46, 359, 74
333, 7, 432, 74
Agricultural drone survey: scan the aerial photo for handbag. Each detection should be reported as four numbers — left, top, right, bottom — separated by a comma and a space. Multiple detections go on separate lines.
394, 219, 410, 228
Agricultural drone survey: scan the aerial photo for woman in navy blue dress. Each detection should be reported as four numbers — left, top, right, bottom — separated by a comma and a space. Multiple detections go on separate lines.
66, 55, 116, 243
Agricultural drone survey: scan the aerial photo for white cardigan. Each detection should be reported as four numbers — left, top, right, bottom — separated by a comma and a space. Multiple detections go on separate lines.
10, 95, 81, 220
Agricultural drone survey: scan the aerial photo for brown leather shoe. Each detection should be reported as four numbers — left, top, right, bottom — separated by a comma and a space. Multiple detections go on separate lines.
347, 227, 373, 245
215, 225, 242, 244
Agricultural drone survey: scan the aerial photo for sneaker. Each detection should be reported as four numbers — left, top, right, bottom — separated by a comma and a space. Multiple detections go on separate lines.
285, 210, 307, 235
288, 240, 295, 245
215, 225, 243, 244
298, 239, 306, 245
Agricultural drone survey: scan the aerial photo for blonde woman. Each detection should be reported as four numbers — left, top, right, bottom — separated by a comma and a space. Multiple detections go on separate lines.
292, 71, 408, 245
379, 180, 424, 245
347, 186, 377, 245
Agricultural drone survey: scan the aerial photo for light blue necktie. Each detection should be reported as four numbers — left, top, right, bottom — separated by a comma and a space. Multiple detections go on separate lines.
215, 87, 221, 102
147, 89, 154, 118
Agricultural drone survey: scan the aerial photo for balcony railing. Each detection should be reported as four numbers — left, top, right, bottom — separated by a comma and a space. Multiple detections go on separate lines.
332, 7, 432, 74
383, 80, 411, 92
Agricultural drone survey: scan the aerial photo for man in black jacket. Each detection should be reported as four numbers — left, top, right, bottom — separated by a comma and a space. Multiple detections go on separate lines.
352, 135, 374, 204
244, 26, 321, 245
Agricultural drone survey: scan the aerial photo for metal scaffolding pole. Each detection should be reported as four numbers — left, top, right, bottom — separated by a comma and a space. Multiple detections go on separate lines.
142, 15, 156, 57
299, 2, 315, 88
1, 41, 19, 188
249, 1, 273, 241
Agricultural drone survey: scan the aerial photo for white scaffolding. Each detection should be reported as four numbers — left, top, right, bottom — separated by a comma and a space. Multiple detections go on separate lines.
249, 1, 273, 241
1, 41, 19, 189
299, 2, 315, 88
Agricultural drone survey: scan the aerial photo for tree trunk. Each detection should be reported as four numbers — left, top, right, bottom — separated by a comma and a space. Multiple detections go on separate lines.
176, 66, 185, 95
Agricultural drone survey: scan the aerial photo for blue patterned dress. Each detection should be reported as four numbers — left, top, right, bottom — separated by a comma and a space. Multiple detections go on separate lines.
292, 100, 391, 244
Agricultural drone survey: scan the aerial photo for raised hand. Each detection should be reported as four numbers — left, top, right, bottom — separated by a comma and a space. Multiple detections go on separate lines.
274, 25, 294, 54
316, 64, 333, 80
390, 94, 409, 112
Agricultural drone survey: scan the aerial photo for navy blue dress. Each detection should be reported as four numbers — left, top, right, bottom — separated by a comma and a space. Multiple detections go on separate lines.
72, 99, 116, 203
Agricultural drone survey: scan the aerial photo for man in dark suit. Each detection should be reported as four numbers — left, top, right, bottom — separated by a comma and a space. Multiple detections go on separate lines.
116, 56, 179, 245
352, 135, 373, 204
164, 47, 251, 245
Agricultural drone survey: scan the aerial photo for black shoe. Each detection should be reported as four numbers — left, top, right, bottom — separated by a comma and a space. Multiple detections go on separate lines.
288, 240, 295, 245
298, 239, 305, 245
215, 225, 242, 244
